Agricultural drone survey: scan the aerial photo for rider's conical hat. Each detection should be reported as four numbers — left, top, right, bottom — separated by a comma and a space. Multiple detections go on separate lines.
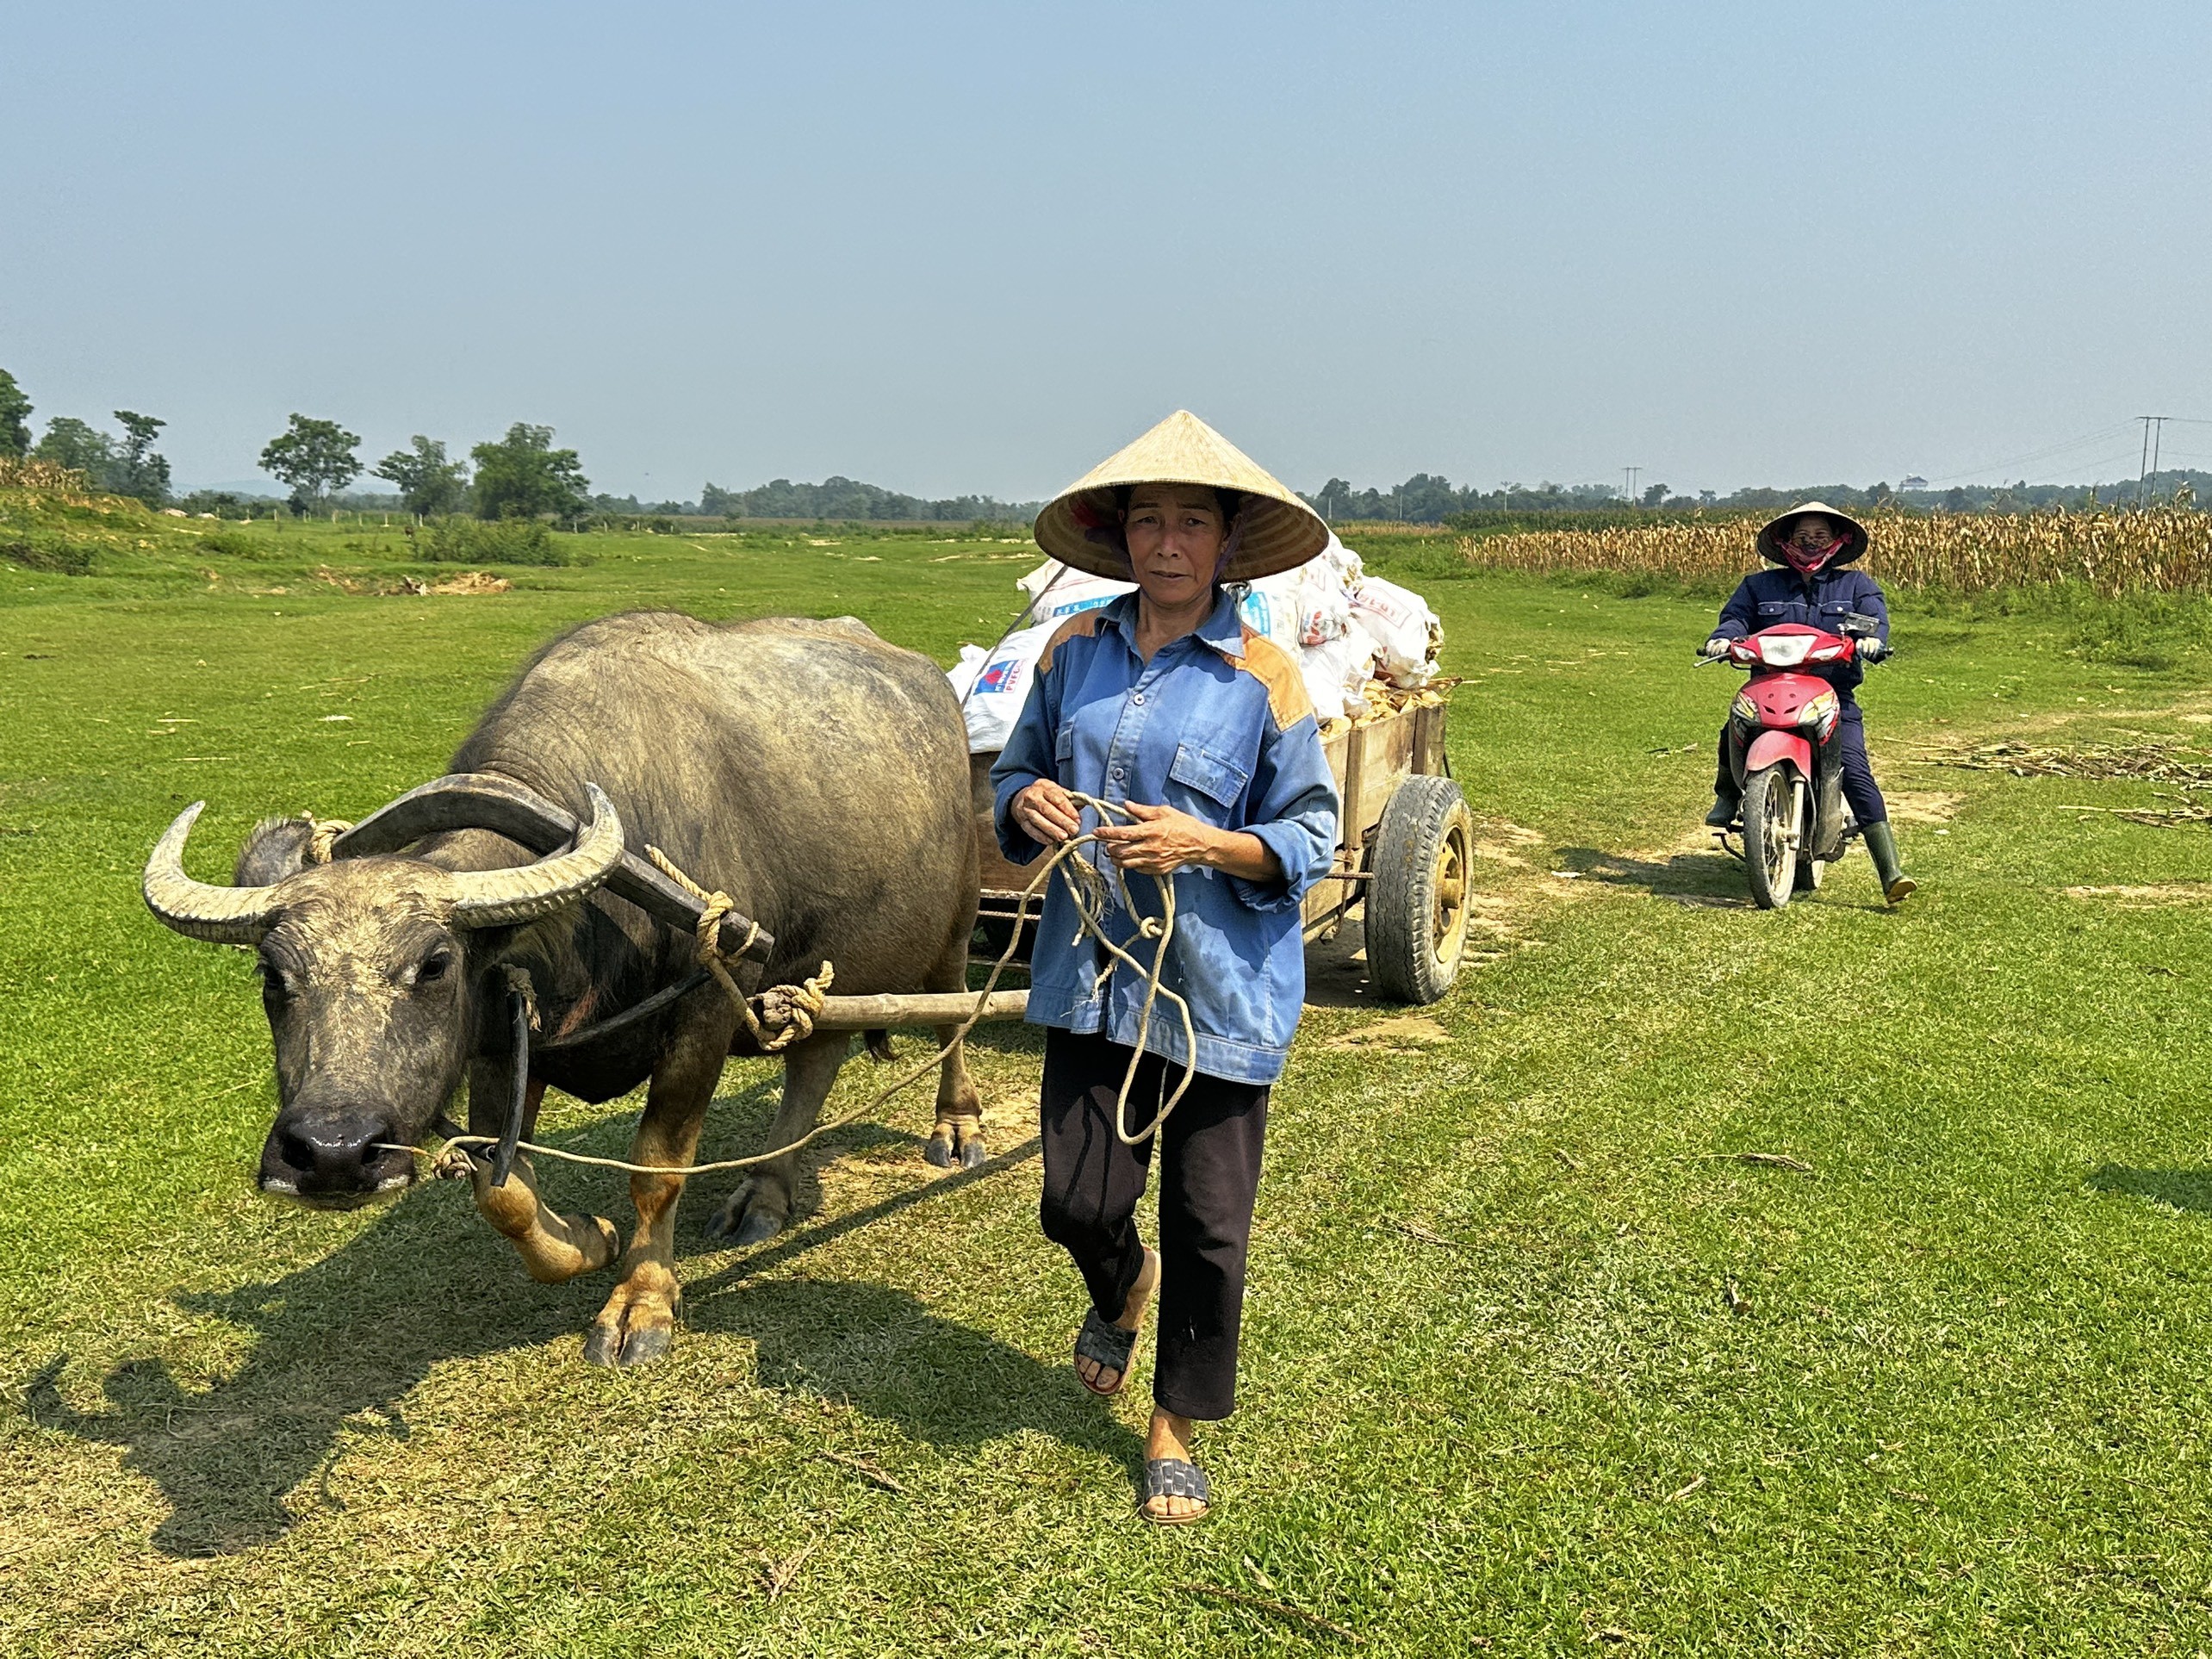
1757, 500, 1868, 567
1033, 409, 1330, 582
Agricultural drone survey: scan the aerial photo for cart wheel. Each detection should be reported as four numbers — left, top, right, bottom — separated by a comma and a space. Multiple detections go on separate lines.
1366, 774, 1474, 1005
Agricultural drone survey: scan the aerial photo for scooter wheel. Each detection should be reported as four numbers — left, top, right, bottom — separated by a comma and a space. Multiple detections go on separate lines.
1742, 766, 1799, 910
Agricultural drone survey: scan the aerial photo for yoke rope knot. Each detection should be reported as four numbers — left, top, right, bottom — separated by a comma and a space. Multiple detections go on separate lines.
303, 816, 355, 867
645, 842, 822, 1053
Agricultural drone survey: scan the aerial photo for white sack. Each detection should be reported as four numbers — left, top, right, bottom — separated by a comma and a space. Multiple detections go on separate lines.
947, 622, 1055, 753
1017, 560, 1134, 622
1233, 571, 1308, 656
1296, 635, 1361, 723
1348, 575, 1442, 687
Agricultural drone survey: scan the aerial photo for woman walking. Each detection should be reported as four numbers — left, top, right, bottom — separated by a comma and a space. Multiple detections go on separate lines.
992, 410, 1339, 1524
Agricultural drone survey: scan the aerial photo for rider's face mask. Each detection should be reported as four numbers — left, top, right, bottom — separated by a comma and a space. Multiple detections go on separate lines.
1782, 524, 1841, 574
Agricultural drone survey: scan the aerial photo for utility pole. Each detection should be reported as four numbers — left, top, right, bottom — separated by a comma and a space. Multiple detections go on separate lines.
2139, 415, 2168, 503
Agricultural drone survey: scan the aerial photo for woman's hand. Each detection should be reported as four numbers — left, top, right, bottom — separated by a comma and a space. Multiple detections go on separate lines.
1013, 779, 1083, 844
1094, 802, 1280, 880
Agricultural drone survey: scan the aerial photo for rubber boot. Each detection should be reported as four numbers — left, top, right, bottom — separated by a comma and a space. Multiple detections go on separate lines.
1863, 821, 1917, 905
1704, 790, 1740, 829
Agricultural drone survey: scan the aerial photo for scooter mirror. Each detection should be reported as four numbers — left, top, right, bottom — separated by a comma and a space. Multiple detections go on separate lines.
1840, 612, 1881, 637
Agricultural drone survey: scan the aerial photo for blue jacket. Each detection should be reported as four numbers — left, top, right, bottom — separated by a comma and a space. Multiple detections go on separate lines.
1713, 564, 1891, 705
990, 590, 1340, 1084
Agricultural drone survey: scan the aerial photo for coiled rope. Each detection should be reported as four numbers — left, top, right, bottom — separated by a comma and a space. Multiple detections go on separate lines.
393, 791, 1197, 1184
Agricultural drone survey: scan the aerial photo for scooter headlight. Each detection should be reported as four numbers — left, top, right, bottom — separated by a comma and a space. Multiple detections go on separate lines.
1798, 690, 1839, 741
1731, 690, 1760, 727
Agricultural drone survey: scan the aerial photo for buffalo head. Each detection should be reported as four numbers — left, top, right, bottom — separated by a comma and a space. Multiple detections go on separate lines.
141, 786, 624, 1209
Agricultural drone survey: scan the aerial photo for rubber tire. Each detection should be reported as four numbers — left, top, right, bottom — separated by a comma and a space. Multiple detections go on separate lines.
1742, 766, 1798, 910
1366, 774, 1475, 1004
1793, 850, 1825, 892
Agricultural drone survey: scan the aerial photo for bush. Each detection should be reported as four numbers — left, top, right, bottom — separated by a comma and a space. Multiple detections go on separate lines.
200, 528, 276, 560
414, 516, 573, 566
0, 536, 94, 575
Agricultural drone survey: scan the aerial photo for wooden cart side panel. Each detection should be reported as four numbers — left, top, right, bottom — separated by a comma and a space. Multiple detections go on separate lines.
1412, 700, 1446, 777
1350, 715, 1416, 841
1299, 723, 1356, 932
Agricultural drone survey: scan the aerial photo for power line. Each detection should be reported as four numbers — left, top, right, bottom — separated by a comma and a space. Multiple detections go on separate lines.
1920, 422, 2141, 485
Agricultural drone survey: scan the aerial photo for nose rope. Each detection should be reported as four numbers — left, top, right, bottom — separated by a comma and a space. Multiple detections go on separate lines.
376, 791, 1196, 1185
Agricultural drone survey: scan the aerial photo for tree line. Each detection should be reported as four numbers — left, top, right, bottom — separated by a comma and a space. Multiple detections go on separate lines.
0, 367, 590, 523
1308, 470, 2209, 523
7, 365, 2197, 526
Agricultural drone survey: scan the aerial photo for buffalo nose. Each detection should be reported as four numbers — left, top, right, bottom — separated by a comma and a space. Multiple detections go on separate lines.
264, 1114, 408, 1200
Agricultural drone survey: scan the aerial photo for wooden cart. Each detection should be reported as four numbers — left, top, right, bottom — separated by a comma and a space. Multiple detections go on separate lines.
967, 698, 1474, 1006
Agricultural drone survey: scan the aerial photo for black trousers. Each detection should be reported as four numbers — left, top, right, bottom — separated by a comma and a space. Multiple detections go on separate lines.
1716, 712, 1888, 824
1038, 1027, 1270, 1421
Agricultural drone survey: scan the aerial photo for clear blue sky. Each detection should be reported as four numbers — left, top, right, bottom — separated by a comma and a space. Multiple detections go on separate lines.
3, 2, 2207, 500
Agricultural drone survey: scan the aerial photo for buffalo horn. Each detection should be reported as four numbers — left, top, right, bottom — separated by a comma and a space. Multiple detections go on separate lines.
143, 801, 283, 945
441, 781, 626, 929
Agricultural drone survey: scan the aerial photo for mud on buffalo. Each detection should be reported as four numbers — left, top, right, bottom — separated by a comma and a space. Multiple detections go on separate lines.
142, 611, 984, 1367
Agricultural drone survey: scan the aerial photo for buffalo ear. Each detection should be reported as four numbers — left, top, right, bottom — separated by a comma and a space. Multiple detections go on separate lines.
234, 817, 316, 887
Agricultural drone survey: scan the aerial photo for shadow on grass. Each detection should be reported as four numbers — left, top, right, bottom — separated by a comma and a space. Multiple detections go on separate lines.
21, 1090, 1113, 1557
2088, 1165, 2212, 1216
1553, 842, 1755, 909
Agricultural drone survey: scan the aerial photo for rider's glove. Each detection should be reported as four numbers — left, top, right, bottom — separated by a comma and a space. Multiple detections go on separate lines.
1700, 636, 1730, 658
1856, 637, 1887, 662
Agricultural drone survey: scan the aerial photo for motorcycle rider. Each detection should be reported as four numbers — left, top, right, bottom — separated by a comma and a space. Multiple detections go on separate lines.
1701, 501, 1917, 905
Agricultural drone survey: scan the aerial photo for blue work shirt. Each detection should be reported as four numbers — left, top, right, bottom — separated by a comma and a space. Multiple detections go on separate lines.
1713, 563, 1891, 707
990, 589, 1339, 1084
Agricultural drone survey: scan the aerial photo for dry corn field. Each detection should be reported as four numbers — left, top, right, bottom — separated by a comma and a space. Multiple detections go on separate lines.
0, 457, 100, 499
1459, 507, 2212, 594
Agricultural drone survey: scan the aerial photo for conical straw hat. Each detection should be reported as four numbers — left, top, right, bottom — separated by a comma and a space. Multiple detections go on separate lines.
1757, 500, 1868, 567
1033, 409, 1330, 582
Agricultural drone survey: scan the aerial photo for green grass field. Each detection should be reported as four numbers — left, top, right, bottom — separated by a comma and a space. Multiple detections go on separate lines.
4, 517, 2212, 1656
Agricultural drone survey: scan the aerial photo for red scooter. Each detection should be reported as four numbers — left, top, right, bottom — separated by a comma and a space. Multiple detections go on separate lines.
1700, 619, 1887, 908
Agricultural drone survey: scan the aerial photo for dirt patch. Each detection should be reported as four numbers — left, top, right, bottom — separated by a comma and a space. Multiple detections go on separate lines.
1886, 791, 1963, 826
314, 567, 512, 597
1473, 817, 1545, 867
1327, 1016, 1451, 1052
431, 570, 511, 595
2062, 884, 2212, 907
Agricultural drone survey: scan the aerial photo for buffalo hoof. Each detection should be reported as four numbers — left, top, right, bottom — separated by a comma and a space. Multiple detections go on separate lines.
928, 1120, 988, 1170
582, 1298, 680, 1369
705, 1181, 786, 1247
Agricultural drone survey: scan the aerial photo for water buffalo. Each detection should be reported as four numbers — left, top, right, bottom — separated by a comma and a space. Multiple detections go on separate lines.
143, 611, 985, 1366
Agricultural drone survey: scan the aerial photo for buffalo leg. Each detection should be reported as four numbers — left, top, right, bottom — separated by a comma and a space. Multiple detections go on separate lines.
467, 1066, 620, 1284
584, 1012, 730, 1368
704, 1028, 847, 1247
924, 931, 987, 1170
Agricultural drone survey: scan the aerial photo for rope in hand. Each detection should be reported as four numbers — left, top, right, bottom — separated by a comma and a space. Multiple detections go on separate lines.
390, 792, 1197, 1184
